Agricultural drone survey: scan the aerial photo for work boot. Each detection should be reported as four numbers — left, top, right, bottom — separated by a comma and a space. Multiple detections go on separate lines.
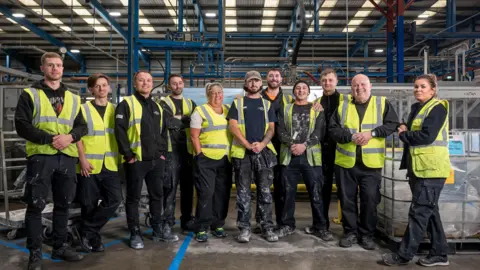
28, 249, 43, 270
314, 229, 335, 242
381, 253, 410, 266
161, 223, 179, 242
418, 255, 449, 267
90, 236, 105, 253
339, 234, 358, 248
274, 226, 295, 238
181, 219, 195, 234
235, 229, 251, 243
359, 236, 376, 250
129, 227, 144, 250
195, 231, 208, 242
78, 236, 92, 253
51, 243, 83, 261
211, 228, 227, 238
262, 228, 278, 242
152, 224, 164, 242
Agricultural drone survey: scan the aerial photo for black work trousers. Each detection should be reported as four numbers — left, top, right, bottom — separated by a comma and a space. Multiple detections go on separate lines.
280, 154, 326, 230
335, 163, 381, 237
76, 167, 122, 240
397, 176, 449, 260
124, 158, 165, 230
194, 154, 232, 232
163, 145, 194, 227
24, 154, 77, 250
321, 144, 336, 230
233, 150, 275, 231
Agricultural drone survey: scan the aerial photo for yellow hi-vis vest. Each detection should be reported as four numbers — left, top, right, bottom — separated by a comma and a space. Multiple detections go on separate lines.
194, 104, 231, 160
24, 87, 80, 157
280, 104, 322, 166
410, 98, 450, 178
124, 95, 163, 161
230, 97, 277, 159
76, 102, 119, 174
335, 95, 386, 169
282, 94, 294, 106
163, 95, 194, 154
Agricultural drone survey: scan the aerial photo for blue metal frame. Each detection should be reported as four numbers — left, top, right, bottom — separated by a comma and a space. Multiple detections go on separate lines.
349, 17, 386, 57
0, 5, 84, 65
280, 3, 299, 57
192, 0, 206, 34
314, 0, 319, 32
178, 0, 184, 33
447, 0, 456, 32
387, 32, 394, 83
396, 0, 405, 83
127, 0, 140, 94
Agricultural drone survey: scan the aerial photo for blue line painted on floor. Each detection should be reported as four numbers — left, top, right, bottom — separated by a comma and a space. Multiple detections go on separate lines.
168, 232, 194, 270
13, 238, 26, 243
0, 239, 61, 262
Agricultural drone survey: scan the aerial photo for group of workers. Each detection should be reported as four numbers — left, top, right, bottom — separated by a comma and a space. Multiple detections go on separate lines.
15, 52, 452, 270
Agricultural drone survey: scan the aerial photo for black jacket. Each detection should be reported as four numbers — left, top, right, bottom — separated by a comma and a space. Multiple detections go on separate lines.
329, 96, 399, 165
160, 97, 196, 149
318, 90, 341, 157
15, 80, 87, 146
399, 98, 448, 174
261, 87, 293, 152
115, 91, 169, 162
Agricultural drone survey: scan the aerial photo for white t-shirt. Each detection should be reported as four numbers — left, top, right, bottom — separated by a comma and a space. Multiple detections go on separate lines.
190, 108, 226, 129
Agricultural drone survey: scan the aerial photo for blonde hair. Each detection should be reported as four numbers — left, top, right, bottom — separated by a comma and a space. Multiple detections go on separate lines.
205, 82, 223, 97
41, 52, 63, 65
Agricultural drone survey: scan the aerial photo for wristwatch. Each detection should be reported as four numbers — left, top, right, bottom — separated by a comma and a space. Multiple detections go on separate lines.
371, 130, 377, 137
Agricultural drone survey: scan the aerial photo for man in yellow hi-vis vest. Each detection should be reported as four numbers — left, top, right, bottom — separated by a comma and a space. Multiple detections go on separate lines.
228, 70, 279, 243
160, 74, 196, 232
15, 52, 87, 269
329, 74, 399, 250
115, 71, 178, 250
75, 74, 121, 253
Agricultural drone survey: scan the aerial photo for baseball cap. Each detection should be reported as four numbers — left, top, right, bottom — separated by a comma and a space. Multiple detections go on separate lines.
244, 70, 262, 82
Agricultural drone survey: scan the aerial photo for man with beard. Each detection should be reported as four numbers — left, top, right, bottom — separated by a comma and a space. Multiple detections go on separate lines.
15, 52, 87, 269
228, 70, 278, 243
329, 74, 398, 250
160, 74, 196, 233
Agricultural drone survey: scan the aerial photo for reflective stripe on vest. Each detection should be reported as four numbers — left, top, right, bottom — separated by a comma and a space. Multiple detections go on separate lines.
409, 99, 451, 178
76, 102, 119, 174
196, 104, 231, 160
165, 96, 193, 154
279, 103, 322, 166
25, 87, 80, 157
335, 95, 386, 169
230, 97, 277, 159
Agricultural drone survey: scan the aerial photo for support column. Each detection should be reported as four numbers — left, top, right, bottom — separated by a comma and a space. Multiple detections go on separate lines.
165, 50, 171, 85
396, 0, 405, 83
386, 0, 394, 83
178, 0, 184, 32
314, 0, 319, 32
127, 0, 140, 94
363, 41, 368, 73
447, 0, 456, 32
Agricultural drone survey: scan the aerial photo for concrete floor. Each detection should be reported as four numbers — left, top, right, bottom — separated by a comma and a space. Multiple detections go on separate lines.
1, 198, 480, 270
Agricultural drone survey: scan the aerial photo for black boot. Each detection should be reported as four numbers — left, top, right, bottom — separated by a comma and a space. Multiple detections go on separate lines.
78, 236, 92, 253
90, 236, 105, 253
28, 249, 44, 270
51, 243, 83, 261
152, 223, 164, 242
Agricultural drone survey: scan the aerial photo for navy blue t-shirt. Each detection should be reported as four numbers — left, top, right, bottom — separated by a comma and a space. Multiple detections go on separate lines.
227, 97, 276, 143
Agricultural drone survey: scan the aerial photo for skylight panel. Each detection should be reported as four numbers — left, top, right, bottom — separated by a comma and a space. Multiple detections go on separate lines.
261, 0, 279, 32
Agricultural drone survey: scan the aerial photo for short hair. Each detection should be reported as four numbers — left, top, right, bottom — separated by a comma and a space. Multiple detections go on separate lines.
87, 73, 110, 89
267, 68, 282, 76
41, 52, 63, 65
205, 82, 223, 97
415, 74, 438, 97
320, 68, 337, 79
133, 70, 152, 81
168, 74, 183, 84
293, 80, 310, 93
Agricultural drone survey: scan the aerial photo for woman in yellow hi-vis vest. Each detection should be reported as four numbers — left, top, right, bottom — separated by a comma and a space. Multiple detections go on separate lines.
382, 75, 450, 267
329, 74, 399, 250
114, 71, 178, 250
75, 74, 122, 253
275, 81, 334, 241
189, 82, 232, 242
15, 52, 87, 269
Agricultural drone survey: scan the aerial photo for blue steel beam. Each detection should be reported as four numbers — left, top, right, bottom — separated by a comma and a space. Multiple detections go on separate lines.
396, 0, 405, 82
349, 17, 387, 57
178, 0, 184, 32
447, 0, 456, 32
86, 0, 149, 66
137, 39, 222, 50
314, 0, 320, 32
127, 0, 140, 94
192, 0, 206, 33
196, 32, 480, 39
0, 5, 83, 64
280, 3, 299, 57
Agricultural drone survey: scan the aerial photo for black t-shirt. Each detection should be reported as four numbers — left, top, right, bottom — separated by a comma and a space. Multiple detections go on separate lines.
90, 101, 107, 119
291, 104, 311, 144
172, 98, 183, 116
227, 97, 276, 143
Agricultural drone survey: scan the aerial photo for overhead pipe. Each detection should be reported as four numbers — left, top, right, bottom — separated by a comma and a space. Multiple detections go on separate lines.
291, 0, 307, 66
418, 46, 429, 74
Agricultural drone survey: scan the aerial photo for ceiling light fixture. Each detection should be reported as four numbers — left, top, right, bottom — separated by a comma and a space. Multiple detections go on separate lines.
70, 49, 80, 53
205, 13, 216, 18
12, 13, 25, 18
305, 14, 313, 18
109, 12, 121, 17
375, 49, 384, 53
418, 14, 429, 18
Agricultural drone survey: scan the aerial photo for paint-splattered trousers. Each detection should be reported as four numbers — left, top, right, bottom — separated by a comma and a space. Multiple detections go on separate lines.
233, 149, 277, 231
280, 154, 326, 230
194, 154, 232, 232
23, 154, 77, 250
76, 167, 122, 241
397, 176, 448, 260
